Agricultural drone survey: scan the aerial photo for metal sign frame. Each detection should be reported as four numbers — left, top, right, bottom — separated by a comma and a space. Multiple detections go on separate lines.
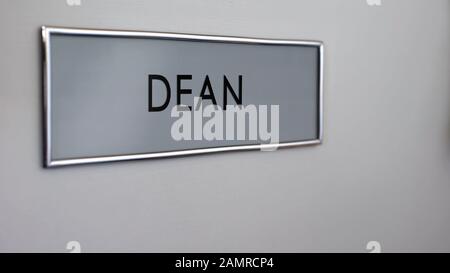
42, 26, 324, 167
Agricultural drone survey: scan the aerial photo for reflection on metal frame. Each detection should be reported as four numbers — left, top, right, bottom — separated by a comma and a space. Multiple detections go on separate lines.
42, 26, 324, 167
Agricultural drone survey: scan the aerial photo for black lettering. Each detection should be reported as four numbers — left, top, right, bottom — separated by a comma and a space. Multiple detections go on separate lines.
148, 74, 171, 112
223, 75, 242, 109
177, 75, 192, 110
199, 75, 217, 105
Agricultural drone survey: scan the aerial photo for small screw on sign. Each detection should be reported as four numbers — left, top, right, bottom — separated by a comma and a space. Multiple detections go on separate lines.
66, 241, 82, 253
66, 0, 81, 6
366, 241, 382, 253
366, 0, 381, 6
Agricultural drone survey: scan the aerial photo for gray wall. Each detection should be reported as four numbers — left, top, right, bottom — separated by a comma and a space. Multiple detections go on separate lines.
0, 0, 449, 252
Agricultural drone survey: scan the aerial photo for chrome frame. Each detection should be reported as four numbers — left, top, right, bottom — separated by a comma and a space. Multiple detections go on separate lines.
42, 26, 324, 167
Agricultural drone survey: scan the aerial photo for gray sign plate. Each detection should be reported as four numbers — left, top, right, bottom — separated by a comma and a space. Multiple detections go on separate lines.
42, 27, 323, 167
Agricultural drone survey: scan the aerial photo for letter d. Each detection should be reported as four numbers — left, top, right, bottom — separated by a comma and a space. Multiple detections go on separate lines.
149, 74, 171, 112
